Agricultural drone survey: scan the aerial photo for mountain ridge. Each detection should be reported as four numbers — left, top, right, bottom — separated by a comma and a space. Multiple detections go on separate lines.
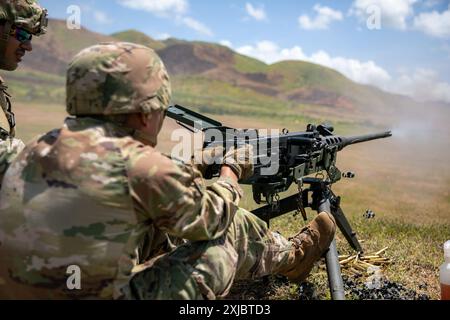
5, 18, 435, 127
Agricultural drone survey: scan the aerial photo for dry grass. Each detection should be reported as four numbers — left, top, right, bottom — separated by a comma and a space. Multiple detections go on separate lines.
228, 217, 448, 300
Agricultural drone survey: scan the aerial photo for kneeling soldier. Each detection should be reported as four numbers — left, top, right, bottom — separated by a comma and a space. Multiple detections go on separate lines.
0, 42, 335, 299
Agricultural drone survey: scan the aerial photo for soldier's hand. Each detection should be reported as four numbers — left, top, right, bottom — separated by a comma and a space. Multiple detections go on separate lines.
223, 144, 254, 182
191, 145, 225, 176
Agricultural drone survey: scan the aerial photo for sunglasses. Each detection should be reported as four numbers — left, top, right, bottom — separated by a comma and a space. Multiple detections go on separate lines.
9, 26, 33, 43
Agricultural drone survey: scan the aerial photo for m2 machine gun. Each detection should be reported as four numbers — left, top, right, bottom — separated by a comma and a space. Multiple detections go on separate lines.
167, 104, 392, 300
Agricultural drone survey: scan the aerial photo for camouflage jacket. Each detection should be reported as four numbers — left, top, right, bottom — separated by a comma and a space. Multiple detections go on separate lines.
0, 75, 24, 185
0, 117, 243, 299
0, 75, 15, 138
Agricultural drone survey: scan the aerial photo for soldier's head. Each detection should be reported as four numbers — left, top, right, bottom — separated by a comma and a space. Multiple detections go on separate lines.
66, 42, 172, 147
0, 0, 48, 71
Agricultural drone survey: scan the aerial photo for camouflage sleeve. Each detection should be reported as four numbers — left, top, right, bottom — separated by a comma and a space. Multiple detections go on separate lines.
0, 138, 25, 184
126, 145, 243, 242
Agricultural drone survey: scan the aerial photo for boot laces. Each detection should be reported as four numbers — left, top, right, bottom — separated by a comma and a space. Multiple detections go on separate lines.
289, 226, 313, 249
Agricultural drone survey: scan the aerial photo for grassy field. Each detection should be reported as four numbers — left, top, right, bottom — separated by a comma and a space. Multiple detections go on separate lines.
10, 99, 450, 300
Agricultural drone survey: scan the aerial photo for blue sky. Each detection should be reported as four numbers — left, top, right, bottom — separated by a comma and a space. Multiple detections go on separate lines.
38, 0, 450, 103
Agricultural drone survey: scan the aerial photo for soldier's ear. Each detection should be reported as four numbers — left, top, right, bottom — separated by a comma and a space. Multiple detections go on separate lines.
140, 113, 148, 127
141, 112, 155, 128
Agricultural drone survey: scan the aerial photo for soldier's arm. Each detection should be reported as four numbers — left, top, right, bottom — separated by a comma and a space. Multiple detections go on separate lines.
0, 138, 25, 185
127, 146, 242, 242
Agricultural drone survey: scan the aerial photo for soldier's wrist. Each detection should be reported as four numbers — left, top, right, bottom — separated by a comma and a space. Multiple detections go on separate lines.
220, 165, 240, 182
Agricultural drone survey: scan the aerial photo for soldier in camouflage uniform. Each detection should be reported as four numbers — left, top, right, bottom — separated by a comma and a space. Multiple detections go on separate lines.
0, 42, 336, 299
0, 0, 48, 185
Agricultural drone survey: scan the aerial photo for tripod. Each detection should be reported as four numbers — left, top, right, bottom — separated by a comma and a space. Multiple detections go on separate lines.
252, 177, 363, 300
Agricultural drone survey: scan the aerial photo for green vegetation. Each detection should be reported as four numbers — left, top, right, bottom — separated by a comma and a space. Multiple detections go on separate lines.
162, 38, 189, 47
111, 30, 166, 51
48, 19, 113, 57
229, 208, 448, 300
171, 75, 371, 133
269, 60, 352, 93
6, 69, 64, 84
233, 53, 269, 74
5, 69, 65, 104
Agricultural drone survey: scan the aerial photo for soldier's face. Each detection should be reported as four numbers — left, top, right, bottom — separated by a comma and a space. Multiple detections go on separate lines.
126, 110, 166, 147
144, 110, 165, 140
0, 25, 33, 71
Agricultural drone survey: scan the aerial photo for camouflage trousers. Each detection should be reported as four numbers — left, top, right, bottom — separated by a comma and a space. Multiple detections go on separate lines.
124, 208, 296, 300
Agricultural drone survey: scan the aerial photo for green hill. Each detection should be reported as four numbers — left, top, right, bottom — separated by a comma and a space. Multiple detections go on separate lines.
110, 30, 166, 51
23, 19, 115, 75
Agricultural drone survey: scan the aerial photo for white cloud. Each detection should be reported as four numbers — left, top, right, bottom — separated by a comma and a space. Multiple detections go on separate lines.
350, 0, 417, 30
155, 33, 171, 40
93, 11, 112, 24
80, 5, 113, 25
245, 3, 267, 21
118, 0, 213, 37
117, 0, 188, 17
234, 40, 450, 103
308, 50, 392, 86
391, 68, 450, 103
299, 5, 343, 30
236, 41, 390, 86
220, 40, 233, 48
413, 5, 450, 38
237, 41, 307, 64
180, 17, 213, 36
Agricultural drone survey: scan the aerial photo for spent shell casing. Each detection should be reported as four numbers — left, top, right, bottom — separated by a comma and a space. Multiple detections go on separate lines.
349, 268, 361, 275
358, 260, 377, 268
353, 263, 367, 272
361, 255, 382, 260
340, 256, 357, 265
374, 247, 389, 256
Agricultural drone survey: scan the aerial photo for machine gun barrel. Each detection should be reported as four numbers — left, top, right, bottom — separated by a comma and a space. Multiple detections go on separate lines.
167, 104, 224, 131
337, 131, 392, 150
167, 104, 393, 300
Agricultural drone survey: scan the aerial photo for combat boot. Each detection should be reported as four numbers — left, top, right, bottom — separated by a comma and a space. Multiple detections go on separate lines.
280, 212, 336, 283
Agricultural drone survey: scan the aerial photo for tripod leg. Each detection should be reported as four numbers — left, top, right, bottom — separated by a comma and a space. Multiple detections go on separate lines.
319, 199, 346, 300
330, 191, 363, 253
325, 240, 346, 300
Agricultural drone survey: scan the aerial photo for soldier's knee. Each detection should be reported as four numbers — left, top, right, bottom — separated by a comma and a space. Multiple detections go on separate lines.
124, 239, 238, 300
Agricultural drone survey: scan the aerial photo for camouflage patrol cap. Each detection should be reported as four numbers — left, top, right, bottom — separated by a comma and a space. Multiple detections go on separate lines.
0, 0, 48, 35
66, 42, 172, 116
